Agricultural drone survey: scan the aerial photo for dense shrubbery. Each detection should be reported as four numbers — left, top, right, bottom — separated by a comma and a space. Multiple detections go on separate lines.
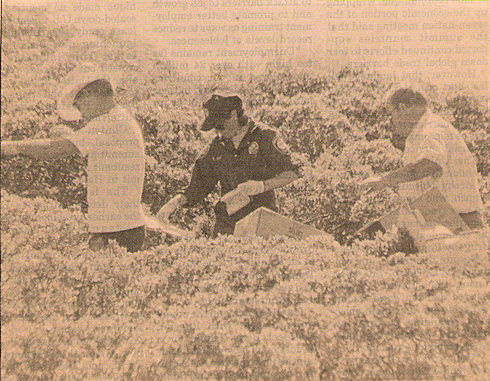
2, 7, 489, 241
1, 8, 489, 379
2, 191, 489, 380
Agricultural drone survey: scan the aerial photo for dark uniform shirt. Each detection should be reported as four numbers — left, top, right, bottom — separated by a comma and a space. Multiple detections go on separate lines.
182, 120, 299, 236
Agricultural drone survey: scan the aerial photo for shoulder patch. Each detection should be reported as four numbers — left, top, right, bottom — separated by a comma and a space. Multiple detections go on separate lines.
272, 134, 290, 154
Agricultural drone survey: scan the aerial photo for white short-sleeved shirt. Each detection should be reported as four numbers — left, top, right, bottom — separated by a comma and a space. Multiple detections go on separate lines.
399, 110, 483, 213
67, 105, 146, 233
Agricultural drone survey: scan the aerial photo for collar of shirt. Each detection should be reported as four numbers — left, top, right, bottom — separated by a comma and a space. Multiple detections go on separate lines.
405, 109, 434, 146
238, 121, 259, 150
409, 109, 433, 136
218, 120, 258, 152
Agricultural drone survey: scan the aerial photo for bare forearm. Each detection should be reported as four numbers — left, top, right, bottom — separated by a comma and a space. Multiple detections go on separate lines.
382, 159, 442, 187
1, 138, 79, 160
263, 171, 299, 192
13, 139, 53, 160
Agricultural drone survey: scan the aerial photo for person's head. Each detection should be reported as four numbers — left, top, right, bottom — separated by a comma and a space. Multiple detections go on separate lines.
57, 66, 115, 122
385, 87, 428, 137
201, 94, 248, 139
73, 79, 114, 121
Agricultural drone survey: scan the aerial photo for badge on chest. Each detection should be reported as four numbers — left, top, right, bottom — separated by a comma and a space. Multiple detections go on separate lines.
248, 141, 259, 155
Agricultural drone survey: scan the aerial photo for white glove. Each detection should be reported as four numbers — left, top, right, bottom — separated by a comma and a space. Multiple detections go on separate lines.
157, 194, 187, 222
237, 180, 265, 196
157, 197, 181, 222
156, 204, 174, 222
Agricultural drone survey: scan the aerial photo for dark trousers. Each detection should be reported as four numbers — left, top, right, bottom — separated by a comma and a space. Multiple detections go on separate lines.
212, 201, 237, 238
88, 225, 146, 252
212, 218, 236, 238
459, 211, 485, 230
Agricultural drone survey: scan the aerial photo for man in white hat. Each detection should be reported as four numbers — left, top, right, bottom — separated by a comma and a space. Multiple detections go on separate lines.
1, 69, 147, 252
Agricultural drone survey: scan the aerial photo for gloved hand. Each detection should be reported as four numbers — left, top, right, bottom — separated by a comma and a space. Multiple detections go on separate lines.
237, 180, 265, 196
156, 195, 185, 222
156, 203, 175, 222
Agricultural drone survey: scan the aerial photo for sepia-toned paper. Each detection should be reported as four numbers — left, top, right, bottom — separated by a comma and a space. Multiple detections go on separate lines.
1, 1, 488, 379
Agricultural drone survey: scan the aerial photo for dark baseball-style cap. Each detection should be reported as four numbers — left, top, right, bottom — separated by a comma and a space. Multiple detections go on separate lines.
201, 94, 243, 131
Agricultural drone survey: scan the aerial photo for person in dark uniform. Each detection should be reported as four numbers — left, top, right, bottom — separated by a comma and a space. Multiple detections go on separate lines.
157, 93, 300, 237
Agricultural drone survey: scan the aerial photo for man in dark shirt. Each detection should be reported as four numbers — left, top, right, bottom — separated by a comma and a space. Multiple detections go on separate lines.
157, 93, 300, 237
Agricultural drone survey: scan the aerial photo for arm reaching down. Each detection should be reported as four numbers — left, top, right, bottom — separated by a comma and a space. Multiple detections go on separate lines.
359, 158, 442, 192
1, 138, 80, 161
382, 158, 442, 186
156, 194, 188, 222
263, 170, 299, 192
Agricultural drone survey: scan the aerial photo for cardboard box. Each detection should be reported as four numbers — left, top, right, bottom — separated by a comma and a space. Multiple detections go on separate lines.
234, 207, 328, 239
358, 187, 469, 236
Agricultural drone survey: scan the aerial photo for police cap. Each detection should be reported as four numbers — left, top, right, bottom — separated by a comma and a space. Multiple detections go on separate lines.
201, 93, 243, 131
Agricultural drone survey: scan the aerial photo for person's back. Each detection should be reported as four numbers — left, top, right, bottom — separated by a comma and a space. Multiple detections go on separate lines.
68, 104, 146, 234
1, 70, 148, 252
400, 110, 483, 217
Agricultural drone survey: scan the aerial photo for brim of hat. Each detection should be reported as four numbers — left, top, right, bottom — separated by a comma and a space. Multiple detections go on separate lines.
57, 72, 110, 121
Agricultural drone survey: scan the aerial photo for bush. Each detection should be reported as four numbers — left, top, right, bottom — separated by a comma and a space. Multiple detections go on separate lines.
2, 8, 489, 241
2, 9, 489, 379
2, 192, 489, 380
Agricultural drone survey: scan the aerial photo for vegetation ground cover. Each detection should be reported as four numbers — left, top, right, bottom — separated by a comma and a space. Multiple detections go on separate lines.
1, 7, 489, 380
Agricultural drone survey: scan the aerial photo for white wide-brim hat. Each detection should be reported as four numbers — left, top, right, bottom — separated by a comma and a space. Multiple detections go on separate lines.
57, 65, 113, 121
